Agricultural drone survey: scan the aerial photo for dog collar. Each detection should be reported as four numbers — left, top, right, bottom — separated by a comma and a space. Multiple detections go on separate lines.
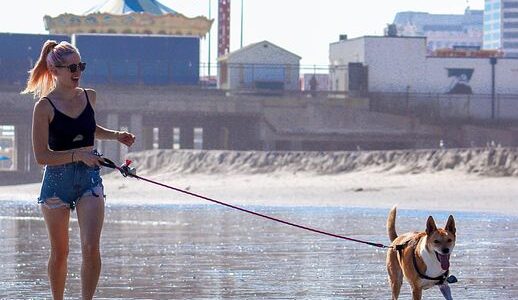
396, 241, 457, 285
412, 253, 450, 285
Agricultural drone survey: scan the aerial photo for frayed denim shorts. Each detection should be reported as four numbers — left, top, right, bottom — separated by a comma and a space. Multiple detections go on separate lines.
38, 162, 104, 210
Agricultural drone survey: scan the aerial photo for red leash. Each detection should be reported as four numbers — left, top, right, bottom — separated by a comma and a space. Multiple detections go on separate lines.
100, 158, 391, 249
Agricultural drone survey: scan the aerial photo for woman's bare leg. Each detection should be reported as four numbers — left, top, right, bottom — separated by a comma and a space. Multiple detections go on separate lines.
76, 193, 105, 300
41, 200, 71, 300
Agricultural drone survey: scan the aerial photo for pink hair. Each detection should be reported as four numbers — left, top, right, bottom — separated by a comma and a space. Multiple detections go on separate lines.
21, 40, 80, 98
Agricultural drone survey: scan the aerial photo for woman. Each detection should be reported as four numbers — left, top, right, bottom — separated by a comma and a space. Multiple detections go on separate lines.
22, 40, 135, 300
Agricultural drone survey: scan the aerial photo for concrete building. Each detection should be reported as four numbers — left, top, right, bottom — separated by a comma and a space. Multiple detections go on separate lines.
217, 41, 301, 90
329, 35, 518, 95
484, 0, 518, 57
392, 8, 483, 52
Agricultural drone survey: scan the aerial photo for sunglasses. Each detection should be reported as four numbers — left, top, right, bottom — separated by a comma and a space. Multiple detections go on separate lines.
56, 62, 87, 73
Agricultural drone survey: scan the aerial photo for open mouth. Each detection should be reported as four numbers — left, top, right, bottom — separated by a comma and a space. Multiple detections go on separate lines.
436, 252, 450, 270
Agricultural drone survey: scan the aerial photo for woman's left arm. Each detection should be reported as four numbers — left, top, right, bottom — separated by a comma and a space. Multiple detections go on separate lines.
96, 125, 135, 147
87, 89, 136, 147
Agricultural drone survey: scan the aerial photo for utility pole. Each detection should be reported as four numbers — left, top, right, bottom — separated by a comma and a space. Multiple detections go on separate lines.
240, 0, 244, 48
208, 0, 212, 78
490, 57, 497, 120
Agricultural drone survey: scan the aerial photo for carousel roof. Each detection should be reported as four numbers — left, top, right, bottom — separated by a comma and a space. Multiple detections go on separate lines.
84, 0, 177, 16
44, 0, 213, 37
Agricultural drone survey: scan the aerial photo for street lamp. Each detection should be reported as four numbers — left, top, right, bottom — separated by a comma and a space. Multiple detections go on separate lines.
208, 0, 212, 78
490, 57, 497, 120
240, 0, 244, 48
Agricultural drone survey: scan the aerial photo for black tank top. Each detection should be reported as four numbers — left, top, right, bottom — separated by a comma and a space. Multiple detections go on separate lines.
44, 89, 96, 151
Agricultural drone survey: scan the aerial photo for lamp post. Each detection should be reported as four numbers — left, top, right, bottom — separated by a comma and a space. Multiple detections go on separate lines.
240, 0, 244, 48
490, 57, 497, 120
208, 0, 212, 78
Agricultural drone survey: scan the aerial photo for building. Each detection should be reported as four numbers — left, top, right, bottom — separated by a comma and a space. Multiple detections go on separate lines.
217, 41, 301, 91
75, 34, 200, 85
483, 0, 518, 57
392, 8, 483, 52
329, 35, 518, 94
0, 33, 71, 85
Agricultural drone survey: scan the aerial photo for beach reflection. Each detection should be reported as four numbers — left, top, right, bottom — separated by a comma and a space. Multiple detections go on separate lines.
0, 201, 517, 299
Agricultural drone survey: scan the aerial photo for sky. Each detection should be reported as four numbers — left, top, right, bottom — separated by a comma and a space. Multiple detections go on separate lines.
0, 0, 484, 73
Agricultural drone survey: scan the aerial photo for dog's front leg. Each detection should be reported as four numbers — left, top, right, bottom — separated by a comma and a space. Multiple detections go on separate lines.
411, 286, 422, 300
439, 284, 453, 300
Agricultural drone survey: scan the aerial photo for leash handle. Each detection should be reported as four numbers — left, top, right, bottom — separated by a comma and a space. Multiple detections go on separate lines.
99, 157, 117, 169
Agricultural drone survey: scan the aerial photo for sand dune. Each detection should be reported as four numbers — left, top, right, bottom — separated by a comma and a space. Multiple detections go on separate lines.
124, 147, 518, 177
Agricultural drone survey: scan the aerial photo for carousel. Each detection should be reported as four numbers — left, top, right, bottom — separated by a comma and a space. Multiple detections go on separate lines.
44, 0, 213, 37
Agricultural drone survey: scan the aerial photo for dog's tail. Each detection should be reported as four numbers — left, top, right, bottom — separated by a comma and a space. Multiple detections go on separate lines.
387, 205, 398, 242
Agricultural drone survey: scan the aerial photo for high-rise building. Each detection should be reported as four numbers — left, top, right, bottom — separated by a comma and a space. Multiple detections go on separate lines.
483, 0, 518, 57
392, 8, 483, 52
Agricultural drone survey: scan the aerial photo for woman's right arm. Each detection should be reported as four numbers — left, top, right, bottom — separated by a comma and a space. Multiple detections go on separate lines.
32, 100, 100, 166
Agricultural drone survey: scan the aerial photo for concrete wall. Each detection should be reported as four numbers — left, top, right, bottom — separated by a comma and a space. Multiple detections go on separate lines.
364, 37, 427, 93
329, 36, 518, 94
424, 57, 518, 94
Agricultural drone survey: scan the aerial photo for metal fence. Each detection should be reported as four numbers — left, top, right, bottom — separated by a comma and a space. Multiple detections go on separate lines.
368, 92, 518, 122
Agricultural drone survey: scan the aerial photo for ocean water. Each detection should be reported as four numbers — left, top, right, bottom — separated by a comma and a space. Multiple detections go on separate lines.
0, 200, 517, 299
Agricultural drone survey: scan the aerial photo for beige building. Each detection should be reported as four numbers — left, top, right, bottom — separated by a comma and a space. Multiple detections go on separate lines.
218, 41, 301, 91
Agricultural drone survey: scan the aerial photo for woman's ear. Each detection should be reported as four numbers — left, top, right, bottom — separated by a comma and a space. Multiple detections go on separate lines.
47, 64, 58, 76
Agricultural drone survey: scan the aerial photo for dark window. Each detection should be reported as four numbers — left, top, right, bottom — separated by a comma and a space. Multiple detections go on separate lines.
503, 42, 518, 48
503, 32, 518, 38
504, 22, 518, 28
503, 1, 518, 9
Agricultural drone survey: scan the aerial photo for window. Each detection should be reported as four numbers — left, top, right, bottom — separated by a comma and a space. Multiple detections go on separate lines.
194, 128, 203, 150
504, 22, 518, 28
503, 1, 518, 9
503, 42, 518, 48
504, 32, 518, 38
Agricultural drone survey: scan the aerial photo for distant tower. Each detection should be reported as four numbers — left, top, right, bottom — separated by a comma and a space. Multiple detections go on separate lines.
218, 0, 231, 57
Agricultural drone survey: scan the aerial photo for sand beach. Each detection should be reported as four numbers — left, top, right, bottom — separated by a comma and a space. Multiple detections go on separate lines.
1, 148, 517, 215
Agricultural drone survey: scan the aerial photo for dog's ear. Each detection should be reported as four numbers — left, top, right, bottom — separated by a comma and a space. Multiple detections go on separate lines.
445, 215, 456, 235
426, 216, 437, 236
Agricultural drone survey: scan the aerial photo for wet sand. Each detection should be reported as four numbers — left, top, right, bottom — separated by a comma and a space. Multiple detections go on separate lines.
0, 168, 517, 298
0, 202, 517, 299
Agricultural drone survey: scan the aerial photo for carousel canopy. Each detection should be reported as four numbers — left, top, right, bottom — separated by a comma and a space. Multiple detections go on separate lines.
44, 0, 212, 37
84, 0, 177, 16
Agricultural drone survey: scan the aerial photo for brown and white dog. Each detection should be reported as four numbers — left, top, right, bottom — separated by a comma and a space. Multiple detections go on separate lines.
386, 206, 457, 300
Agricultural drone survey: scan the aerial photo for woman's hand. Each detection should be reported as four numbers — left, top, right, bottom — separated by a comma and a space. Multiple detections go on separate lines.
116, 131, 136, 147
74, 150, 102, 167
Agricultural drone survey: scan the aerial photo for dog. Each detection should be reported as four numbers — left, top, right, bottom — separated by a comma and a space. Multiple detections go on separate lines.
386, 206, 457, 300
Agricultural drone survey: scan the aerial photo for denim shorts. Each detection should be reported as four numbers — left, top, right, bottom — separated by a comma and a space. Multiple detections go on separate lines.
38, 161, 104, 210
